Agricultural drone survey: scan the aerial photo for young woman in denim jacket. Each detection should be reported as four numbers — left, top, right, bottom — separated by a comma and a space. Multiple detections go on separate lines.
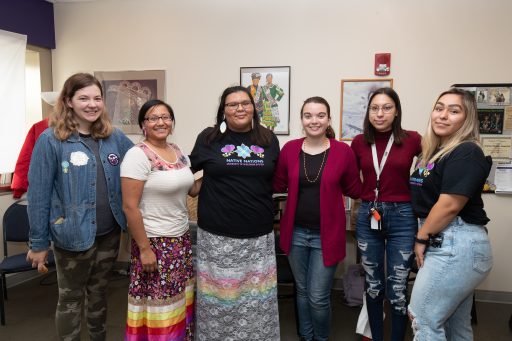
409, 88, 492, 340
26, 73, 133, 341
351, 88, 422, 341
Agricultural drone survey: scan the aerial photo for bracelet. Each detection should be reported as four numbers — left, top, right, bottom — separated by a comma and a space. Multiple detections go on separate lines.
415, 237, 429, 245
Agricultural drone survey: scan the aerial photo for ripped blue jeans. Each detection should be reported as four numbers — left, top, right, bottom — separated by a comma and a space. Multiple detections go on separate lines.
408, 217, 492, 341
356, 201, 417, 341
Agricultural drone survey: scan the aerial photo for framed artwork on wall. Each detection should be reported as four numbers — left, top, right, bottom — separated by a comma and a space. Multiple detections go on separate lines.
478, 108, 504, 134
94, 70, 165, 134
453, 83, 512, 193
480, 136, 512, 161
453, 83, 512, 136
340, 78, 393, 140
240, 66, 290, 135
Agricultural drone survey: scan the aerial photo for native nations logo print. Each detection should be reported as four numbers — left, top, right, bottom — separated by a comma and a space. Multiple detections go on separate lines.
410, 161, 435, 187
221, 144, 265, 166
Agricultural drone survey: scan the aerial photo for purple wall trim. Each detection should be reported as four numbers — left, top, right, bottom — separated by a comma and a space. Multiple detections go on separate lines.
0, 0, 55, 49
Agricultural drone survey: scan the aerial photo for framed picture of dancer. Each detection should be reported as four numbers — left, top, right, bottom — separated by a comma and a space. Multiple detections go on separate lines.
240, 66, 291, 135
94, 70, 166, 134
340, 78, 393, 140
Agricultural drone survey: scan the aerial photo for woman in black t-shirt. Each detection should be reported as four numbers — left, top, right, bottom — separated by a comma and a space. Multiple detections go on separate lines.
190, 86, 280, 341
408, 88, 493, 341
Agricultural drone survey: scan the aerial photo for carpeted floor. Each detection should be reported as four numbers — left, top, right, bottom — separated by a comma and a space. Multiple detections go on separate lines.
0, 270, 511, 340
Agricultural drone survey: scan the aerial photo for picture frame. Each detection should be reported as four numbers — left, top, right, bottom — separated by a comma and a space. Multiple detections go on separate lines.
240, 66, 290, 135
340, 78, 393, 140
94, 70, 166, 134
452, 83, 512, 193
478, 108, 504, 134
480, 136, 512, 161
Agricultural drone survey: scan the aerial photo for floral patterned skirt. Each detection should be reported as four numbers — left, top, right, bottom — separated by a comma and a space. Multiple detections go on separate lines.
195, 227, 280, 341
125, 232, 195, 341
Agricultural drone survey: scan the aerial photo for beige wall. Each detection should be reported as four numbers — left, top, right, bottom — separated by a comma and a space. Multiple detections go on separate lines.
27, 44, 53, 118
4, 0, 511, 293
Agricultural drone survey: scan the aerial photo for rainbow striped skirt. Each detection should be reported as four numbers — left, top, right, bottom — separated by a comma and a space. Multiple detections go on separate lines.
195, 227, 280, 341
125, 233, 195, 341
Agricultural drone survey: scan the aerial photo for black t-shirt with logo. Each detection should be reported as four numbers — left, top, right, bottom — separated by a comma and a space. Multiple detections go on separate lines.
410, 142, 492, 225
190, 127, 280, 238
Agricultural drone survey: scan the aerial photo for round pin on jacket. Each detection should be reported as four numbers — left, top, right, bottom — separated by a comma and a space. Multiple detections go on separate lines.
107, 153, 120, 165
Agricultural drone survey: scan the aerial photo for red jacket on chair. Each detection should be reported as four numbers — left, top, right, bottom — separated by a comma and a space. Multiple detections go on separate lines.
11, 118, 49, 198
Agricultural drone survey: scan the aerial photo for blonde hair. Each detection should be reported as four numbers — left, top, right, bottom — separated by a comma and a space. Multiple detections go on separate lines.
50, 73, 113, 141
420, 88, 480, 167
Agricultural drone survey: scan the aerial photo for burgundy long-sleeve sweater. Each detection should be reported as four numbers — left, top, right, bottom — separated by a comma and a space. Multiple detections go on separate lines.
351, 130, 422, 202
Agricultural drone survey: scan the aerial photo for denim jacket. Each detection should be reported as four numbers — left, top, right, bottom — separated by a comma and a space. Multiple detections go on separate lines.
28, 128, 133, 252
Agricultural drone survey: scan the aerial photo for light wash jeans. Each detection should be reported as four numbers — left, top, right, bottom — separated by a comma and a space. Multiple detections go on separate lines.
408, 217, 493, 341
288, 227, 337, 341
356, 201, 417, 341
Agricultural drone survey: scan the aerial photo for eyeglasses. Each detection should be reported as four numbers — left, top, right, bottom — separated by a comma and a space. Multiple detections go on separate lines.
225, 101, 253, 111
144, 115, 173, 123
369, 105, 395, 114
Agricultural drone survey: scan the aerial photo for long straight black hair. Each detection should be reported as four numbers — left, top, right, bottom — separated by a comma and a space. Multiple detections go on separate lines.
362, 87, 407, 145
206, 86, 272, 146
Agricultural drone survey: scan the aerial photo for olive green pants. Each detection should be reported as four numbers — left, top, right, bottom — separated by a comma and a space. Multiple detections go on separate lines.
53, 229, 120, 341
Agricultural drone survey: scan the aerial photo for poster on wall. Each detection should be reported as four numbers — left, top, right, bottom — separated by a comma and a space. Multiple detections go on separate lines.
240, 66, 290, 135
480, 136, 512, 161
478, 108, 504, 134
453, 83, 512, 193
340, 78, 393, 140
94, 70, 165, 134
453, 83, 512, 136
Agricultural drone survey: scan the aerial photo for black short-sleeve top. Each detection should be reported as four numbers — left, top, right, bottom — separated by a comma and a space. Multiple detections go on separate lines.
410, 142, 492, 225
190, 128, 280, 238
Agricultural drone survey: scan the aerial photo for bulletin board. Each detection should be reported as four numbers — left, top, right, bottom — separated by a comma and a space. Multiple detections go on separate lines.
452, 83, 512, 193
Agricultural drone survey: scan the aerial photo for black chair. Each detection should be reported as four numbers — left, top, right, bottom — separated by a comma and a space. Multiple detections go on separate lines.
0, 199, 55, 325
274, 230, 301, 337
273, 196, 295, 299
274, 231, 296, 299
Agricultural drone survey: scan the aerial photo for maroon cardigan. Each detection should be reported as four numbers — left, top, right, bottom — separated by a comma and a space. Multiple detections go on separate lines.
274, 138, 361, 266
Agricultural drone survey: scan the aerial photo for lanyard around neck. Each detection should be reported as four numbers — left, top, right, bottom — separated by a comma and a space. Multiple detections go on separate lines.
371, 134, 394, 201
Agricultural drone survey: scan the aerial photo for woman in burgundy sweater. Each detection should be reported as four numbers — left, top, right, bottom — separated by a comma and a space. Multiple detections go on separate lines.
274, 96, 361, 341
351, 88, 421, 341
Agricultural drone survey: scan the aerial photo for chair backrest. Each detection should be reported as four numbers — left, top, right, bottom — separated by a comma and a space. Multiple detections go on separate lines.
2, 199, 30, 257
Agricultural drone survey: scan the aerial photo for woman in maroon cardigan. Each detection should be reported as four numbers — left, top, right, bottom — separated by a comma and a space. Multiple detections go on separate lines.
274, 96, 361, 341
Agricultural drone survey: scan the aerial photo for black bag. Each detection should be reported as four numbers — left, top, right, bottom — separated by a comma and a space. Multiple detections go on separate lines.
342, 263, 365, 307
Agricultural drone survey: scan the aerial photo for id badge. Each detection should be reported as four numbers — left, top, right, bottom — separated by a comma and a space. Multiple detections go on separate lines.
371, 216, 381, 230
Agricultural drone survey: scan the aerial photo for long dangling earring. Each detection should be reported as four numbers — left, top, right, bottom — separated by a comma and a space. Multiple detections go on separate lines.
251, 117, 254, 130
142, 127, 147, 137
220, 115, 227, 133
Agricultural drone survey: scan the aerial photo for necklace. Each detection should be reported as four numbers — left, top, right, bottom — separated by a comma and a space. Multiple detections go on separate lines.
302, 138, 328, 183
